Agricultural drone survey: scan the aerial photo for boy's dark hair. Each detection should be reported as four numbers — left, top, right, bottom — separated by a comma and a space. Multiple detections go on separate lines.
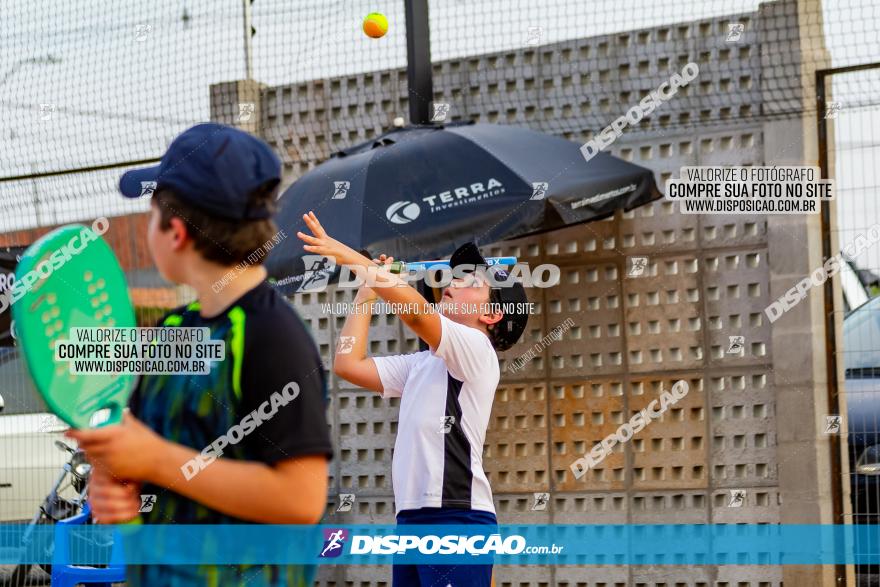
486, 288, 512, 352
153, 183, 279, 266
484, 280, 530, 352
487, 326, 510, 352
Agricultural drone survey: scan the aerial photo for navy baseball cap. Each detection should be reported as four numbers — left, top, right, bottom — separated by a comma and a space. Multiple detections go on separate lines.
450, 242, 529, 351
119, 123, 281, 220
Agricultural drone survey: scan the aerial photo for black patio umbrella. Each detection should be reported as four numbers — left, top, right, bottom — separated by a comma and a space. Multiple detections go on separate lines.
266, 121, 660, 292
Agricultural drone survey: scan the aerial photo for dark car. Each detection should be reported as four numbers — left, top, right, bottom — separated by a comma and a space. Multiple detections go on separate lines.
844, 295, 880, 522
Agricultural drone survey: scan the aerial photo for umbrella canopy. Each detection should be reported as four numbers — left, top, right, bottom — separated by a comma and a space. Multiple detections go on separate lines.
266, 121, 660, 291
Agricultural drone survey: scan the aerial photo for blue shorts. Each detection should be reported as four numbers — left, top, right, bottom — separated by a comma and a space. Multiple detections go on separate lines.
393, 507, 497, 587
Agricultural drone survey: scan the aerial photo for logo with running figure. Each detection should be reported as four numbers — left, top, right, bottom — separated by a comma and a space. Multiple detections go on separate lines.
238, 102, 255, 122
726, 23, 744, 42
139, 181, 157, 198
727, 335, 745, 355
134, 23, 153, 41
319, 528, 348, 558
727, 489, 746, 508
139, 494, 157, 513
530, 182, 549, 200
532, 492, 549, 511
39, 103, 56, 121
431, 102, 450, 122
37, 415, 60, 432
824, 415, 842, 434
825, 102, 842, 120
297, 255, 336, 293
336, 336, 355, 355
439, 415, 456, 434
336, 493, 355, 512
627, 256, 649, 277
332, 181, 350, 200
526, 26, 543, 46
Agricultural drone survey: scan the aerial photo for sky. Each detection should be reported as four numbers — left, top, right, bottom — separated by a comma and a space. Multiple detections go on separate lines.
0, 0, 878, 245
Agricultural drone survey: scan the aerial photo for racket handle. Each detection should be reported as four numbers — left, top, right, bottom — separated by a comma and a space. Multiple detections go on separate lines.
388, 257, 517, 274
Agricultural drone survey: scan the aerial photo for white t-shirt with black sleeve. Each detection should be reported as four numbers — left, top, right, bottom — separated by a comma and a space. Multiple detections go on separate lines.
372, 313, 500, 515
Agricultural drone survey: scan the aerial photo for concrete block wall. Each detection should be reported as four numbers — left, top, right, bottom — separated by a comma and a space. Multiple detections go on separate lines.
208, 1, 831, 584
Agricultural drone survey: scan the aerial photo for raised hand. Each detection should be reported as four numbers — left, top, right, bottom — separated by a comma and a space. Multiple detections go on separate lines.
296, 211, 364, 267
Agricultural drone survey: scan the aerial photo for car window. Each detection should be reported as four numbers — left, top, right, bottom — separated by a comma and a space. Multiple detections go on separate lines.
844, 296, 880, 374
0, 348, 48, 415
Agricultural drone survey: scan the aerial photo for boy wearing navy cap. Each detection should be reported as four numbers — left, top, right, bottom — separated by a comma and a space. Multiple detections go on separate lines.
70, 124, 333, 587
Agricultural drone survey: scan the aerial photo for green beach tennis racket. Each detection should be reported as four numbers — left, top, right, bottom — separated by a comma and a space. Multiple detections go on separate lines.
12, 223, 137, 430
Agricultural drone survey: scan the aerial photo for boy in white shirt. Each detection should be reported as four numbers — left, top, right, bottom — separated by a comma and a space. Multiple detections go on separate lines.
296, 212, 529, 586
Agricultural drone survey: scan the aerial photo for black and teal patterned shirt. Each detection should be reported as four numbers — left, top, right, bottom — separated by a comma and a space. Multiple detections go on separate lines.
127, 280, 333, 587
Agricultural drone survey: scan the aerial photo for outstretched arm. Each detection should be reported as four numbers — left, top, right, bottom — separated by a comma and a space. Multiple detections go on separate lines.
297, 211, 442, 349
333, 256, 393, 393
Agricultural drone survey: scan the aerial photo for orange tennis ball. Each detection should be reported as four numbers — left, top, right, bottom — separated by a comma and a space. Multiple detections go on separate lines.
363, 12, 388, 38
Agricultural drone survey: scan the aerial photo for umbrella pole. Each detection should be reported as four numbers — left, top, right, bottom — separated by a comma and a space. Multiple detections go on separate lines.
404, 0, 433, 125
405, 0, 435, 352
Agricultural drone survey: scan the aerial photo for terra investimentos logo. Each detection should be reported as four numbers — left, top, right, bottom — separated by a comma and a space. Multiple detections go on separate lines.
385, 178, 506, 225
